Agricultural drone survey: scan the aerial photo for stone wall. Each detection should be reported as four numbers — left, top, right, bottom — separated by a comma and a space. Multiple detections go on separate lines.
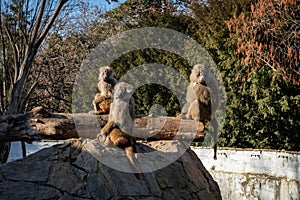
192, 147, 300, 200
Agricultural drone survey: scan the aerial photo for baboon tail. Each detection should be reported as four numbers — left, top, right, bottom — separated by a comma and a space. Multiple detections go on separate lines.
125, 149, 142, 179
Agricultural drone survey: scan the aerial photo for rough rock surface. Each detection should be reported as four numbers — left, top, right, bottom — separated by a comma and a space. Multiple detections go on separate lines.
0, 139, 221, 200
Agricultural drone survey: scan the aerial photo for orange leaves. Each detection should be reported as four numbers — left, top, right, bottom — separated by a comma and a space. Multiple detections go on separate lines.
250, 4, 255, 13
227, 0, 299, 85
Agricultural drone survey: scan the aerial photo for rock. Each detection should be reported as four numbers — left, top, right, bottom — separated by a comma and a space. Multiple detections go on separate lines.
0, 139, 221, 200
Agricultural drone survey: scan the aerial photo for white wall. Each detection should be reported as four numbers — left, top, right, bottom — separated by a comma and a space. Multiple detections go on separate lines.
8, 141, 63, 162
192, 147, 300, 200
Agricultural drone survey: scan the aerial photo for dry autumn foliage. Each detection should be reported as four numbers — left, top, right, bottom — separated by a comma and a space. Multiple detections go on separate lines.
227, 0, 299, 85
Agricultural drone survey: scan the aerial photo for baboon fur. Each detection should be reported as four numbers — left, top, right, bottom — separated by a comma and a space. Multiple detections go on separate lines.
182, 64, 219, 160
90, 66, 117, 115
98, 82, 140, 178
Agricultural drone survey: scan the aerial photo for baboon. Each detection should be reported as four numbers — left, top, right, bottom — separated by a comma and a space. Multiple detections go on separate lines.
99, 82, 135, 135
90, 66, 117, 115
97, 82, 140, 177
182, 64, 219, 160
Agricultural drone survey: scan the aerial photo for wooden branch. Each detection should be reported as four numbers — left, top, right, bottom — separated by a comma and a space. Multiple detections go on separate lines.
3, 25, 19, 81
36, 0, 69, 47
0, 112, 38, 142
0, 107, 205, 142
31, 0, 47, 43
134, 116, 205, 141
19, 80, 39, 112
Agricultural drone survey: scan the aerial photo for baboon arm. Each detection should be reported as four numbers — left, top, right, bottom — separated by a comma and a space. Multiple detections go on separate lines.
97, 118, 115, 142
94, 95, 110, 104
186, 84, 196, 103
181, 102, 190, 116
101, 119, 115, 136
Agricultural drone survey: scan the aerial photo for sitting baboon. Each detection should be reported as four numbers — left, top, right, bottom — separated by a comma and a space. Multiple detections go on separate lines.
90, 66, 117, 115
182, 64, 219, 160
97, 82, 139, 177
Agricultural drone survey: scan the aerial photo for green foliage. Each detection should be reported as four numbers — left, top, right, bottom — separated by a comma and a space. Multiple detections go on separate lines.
54, 0, 300, 151
214, 0, 299, 151
220, 67, 300, 150
110, 48, 190, 116
189, 0, 299, 151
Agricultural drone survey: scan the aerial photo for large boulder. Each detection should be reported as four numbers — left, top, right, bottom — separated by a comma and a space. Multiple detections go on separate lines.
0, 139, 221, 200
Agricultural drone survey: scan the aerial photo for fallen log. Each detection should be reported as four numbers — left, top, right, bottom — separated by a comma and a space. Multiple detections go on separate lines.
0, 107, 205, 142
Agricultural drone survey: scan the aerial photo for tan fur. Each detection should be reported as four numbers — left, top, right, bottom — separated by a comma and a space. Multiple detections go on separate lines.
98, 82, 140, 178
103, 128, 140, 178
95, 98, 112, 114
91, 66, 117, 115
100, 82, 135, 135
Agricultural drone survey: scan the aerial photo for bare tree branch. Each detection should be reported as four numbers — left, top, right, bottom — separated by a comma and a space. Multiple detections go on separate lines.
1, 0, 70, 163
31, 0, 47, 44
37, 0, 69, 47
3, 25, 20, 82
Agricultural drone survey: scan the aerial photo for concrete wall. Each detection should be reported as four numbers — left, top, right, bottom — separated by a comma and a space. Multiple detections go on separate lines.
192, 147, 300, 200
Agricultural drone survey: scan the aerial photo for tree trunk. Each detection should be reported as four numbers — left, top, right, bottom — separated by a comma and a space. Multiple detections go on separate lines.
0, 107, 205, 142
0, 0, 69, 163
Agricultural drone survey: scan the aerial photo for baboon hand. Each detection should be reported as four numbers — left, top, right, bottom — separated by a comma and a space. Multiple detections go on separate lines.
97, 131, 107, 143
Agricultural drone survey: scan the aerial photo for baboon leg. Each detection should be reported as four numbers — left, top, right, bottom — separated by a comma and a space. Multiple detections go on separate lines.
93, 94, 109, 112
210, 117, 218, 160
97, 106, 108, 115
181, 103, 190, 118
188, 100, 200, 121
93, 99, 99, 111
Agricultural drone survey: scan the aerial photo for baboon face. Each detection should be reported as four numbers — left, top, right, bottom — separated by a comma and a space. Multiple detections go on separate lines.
114, 82, 134, 101
190, 64, 208, 84
99, 66, 113, 81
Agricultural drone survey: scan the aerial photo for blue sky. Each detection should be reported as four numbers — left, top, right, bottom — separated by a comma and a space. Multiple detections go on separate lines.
86, 0, 126, 11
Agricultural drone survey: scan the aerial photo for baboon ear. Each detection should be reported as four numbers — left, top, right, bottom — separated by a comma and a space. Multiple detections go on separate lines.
110, 68, 114, 76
